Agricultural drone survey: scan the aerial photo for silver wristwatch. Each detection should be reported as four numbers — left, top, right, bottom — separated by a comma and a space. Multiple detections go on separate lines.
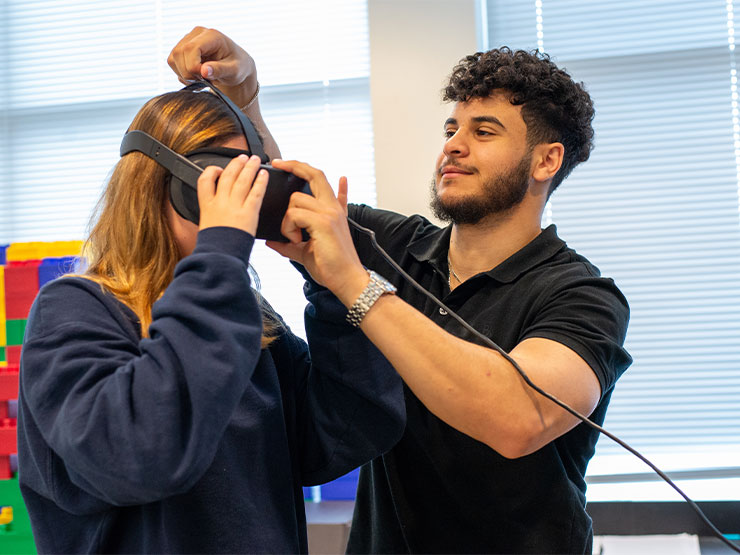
346, 270, 397, 327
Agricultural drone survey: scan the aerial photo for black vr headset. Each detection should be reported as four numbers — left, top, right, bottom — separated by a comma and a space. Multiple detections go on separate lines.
119, 79, 311, 242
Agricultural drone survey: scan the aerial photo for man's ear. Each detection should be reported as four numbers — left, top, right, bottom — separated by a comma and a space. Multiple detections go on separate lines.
531, 142, 564, 183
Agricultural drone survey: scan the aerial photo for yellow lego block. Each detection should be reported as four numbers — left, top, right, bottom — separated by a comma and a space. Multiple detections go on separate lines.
47, 240, 84, 258
0, 506, 12, 525
5, 242, 44, 261
6, 240, 83, 262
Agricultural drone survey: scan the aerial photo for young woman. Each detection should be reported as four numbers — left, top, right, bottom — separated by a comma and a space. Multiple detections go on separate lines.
16, 88, 404, 554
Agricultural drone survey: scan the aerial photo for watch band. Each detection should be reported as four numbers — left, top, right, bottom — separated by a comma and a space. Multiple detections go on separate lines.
346, 270, 397, 327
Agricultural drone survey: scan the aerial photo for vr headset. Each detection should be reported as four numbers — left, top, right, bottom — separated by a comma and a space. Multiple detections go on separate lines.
119, 79, 311, 242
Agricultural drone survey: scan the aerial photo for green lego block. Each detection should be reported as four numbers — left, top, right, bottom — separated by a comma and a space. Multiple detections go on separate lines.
5, 321, 25, 347
0, 476, 36, 554
0, 348, 4, 364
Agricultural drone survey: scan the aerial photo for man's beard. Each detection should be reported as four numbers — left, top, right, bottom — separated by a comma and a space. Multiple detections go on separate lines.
430, 153, 531, 225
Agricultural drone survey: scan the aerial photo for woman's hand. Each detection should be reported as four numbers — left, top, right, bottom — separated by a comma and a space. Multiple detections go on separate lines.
266, 159, 369, 308
198, 154, 268, 237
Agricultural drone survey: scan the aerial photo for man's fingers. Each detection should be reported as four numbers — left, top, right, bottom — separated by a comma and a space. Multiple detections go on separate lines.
289, 191, 322, 211
337, 176, 349, 213
168, 27, 225, 81
266, 240, 305, 263
271, 159, 334, 199
202, 58, 237, 82
281, 205, 320, 244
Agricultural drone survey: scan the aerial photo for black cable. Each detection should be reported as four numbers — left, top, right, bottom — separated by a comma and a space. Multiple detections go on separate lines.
347, 217, 740, 554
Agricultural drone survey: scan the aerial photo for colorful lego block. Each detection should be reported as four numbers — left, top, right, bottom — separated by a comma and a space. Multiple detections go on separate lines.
0, 420, 16, 456
319, 467, 360, 501
0, 420, 16, 481
5, 347, 20, 367
38, 256, 79, 287
0, 367, 19, 402
5, 321, 25, 348
0, 457, 10, 481
5, 241, 82, 262
3, 261, 41, 320
0, 476, 36, 553
5, 243, 44, 263
0, 266, 6, 350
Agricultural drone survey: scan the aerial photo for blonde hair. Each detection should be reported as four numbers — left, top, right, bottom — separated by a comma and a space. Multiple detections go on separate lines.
83, 89, 281, 347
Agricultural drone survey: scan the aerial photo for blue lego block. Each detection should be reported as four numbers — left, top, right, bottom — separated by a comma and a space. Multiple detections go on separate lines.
303, 485, 322, 502
38, 256, 79, 287
320, 467, 360, 500
0, 245, 7, 266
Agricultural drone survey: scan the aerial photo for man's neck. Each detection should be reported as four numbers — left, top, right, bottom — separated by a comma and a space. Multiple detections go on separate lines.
448, 209, 542, 283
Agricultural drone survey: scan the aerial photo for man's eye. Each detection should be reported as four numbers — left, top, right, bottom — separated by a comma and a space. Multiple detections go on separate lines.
444, 129, 456, 138
477, 129, 493, 136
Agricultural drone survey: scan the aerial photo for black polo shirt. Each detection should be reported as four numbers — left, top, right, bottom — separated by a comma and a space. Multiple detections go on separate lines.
343, 204, 632, 554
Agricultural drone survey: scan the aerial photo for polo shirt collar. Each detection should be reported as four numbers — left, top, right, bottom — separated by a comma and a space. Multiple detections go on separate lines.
407, 223, 565, 284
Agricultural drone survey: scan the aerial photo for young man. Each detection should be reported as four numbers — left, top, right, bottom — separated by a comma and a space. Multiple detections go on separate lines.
169, 27, 631, 554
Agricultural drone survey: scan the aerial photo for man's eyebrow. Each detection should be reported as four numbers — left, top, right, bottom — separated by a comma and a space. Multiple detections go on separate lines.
443, 116, 507, 130
472, 115, 507, 130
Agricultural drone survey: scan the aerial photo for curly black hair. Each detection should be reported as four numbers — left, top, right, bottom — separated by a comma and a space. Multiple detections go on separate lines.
442, 48, 594, 193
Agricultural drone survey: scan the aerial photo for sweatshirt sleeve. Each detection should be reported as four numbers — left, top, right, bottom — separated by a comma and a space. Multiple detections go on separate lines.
280, 265, 406, 486
20, 227, 264, 506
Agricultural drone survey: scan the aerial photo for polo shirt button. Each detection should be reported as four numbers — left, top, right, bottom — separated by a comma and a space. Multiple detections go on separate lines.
439, 308, 448, 315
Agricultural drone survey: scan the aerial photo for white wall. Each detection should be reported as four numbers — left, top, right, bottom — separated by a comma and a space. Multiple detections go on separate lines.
367, 0, 479, 221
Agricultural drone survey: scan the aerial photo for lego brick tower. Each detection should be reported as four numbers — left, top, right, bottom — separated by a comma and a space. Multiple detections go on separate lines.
0, 241, 82, 554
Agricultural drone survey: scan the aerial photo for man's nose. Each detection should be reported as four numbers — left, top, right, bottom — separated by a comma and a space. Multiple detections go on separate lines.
443, 131, 469, 157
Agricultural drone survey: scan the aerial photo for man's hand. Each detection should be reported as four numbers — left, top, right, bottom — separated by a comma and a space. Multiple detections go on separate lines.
266, 159, 369, 307
168, 27, 257, 107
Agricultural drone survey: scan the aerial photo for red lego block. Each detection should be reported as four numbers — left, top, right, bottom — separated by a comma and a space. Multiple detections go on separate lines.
6, 347, 21, 366
0, 366, 19, 401
4, 260, 41, 319
0, 419, 16, 455
0, 456, 10, 480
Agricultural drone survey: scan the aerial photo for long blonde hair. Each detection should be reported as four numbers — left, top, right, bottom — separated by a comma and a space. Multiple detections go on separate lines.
83, 89, 281, 347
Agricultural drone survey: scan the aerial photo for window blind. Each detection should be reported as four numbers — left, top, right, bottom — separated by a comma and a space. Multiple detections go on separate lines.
486, 0, 740, 499
1, 0, 376, 338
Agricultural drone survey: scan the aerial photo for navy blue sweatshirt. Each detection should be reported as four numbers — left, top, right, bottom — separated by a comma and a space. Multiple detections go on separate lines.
17, 227, 405, 554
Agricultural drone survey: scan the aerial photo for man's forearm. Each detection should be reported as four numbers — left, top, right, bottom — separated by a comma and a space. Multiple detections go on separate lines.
353, 293, 600, 458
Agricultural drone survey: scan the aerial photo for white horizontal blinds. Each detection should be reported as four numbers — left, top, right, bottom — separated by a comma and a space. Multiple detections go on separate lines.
6, 100, 143, 241
556, 50, 740, 458
6, 0, 370, 105
486, 0, 740, 474
7, 1, 161, 108
3, 0, 159, 242
2, 0, 374, 337
0, 2, 9, 245
157, 0, 371, 85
